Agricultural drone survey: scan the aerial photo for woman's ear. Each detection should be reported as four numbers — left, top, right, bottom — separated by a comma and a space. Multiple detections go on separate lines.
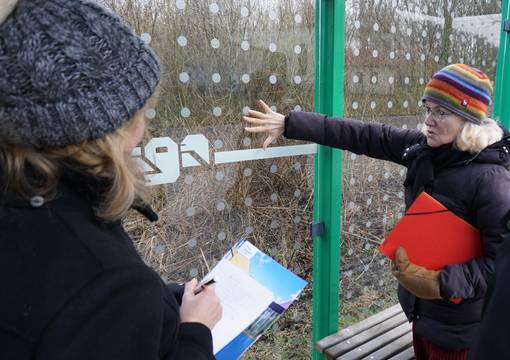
0, 0, 19, 25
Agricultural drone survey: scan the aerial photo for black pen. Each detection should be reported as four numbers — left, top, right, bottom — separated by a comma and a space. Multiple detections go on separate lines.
193, 277, 217, 295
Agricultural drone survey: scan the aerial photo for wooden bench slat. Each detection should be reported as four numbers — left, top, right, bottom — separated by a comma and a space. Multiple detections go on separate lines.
335, 322, 412, 360
361, 331, 413, 360
324, 312, 408, 358
316, 304, 403, 353
387, 345, 415, 360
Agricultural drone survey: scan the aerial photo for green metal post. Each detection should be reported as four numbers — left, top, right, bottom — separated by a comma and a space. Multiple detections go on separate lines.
311, 0, 344, 359
494, 0, 510, 128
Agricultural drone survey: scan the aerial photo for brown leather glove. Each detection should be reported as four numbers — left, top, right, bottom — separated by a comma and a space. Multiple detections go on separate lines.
391, 247, 442, 300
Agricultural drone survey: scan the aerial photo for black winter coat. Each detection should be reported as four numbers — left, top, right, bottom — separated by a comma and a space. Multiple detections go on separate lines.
469, 222, 510, 359
284, 111, 510, 351
0, 170, 214, 360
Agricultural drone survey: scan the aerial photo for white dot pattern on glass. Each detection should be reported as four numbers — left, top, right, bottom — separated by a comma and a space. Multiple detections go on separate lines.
271, 193, 278, 202
293, 216, 301, 224
373, 23, 379, 31
212, 73, 221, 83
243, 168, 252, 177
216, 201, 225, 211
244, 197, 253, 206
177, 35, 187, 47
184, 175, 193, 185
140, 33, 151, 44
352, 102, 359, 110
294, 45, 302, 54
213, 107, 222, 117
210, 38, 220, 48
179, 72, 189, 83
294, 162, 302, 170
209, 3, 219, 14
176, 0, 185, 10
242, 106, 250, 115
269, 43, 277, 52
269, 75, 277, 84
270, 220, 280, 229
181, 107, 190, 118
186, 207, 195, 217
217, 231, 226, 241
348, 201, 355, 210
214, 140, 223, 149
294, 14, 302, 23
294, 105, 302, 111
240, 7, 249, 17
241, 74, 250, 83
353, 48, 360, 56
241, 40, 250, 51
215, 171, 224, 181
269, 10, 277, 20
187, 238, 197, 248
243, 137, 252, 146
245, 226, 254, 234
294, 75, 302, 84
145, 108, 156, 119
294, 189, 302, 198
270, 164, 278, 173
372, 50, 378, 57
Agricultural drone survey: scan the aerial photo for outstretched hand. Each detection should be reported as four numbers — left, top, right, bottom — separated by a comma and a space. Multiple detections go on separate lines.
243, 99, 285, 150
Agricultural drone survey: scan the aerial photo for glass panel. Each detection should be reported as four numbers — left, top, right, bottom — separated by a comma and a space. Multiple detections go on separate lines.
342, 0, 502, 325
99, 0, 316, 357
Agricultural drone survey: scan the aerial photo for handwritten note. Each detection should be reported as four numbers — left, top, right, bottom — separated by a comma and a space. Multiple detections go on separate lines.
209, 259, 274, 353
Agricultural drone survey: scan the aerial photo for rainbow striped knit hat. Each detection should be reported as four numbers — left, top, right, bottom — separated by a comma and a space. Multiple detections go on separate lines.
422, 64, 493, 125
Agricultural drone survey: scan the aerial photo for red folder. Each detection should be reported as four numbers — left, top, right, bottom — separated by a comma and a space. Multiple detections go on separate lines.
379, 192, 482, 271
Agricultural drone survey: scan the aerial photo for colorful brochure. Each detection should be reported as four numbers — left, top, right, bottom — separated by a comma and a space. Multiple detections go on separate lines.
205, 238, 307, 359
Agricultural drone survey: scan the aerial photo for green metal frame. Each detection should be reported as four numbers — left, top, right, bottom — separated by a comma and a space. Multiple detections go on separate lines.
311, 0, 344, 359
494, 0, 510, 128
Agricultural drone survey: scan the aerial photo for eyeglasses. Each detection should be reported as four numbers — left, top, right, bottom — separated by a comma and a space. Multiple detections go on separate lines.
421, 106, 453, 122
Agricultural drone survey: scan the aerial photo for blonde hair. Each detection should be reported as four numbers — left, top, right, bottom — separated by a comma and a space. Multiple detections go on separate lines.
0, 107, 148, 222
455, 118, 503, 154
421, 117, 503, 154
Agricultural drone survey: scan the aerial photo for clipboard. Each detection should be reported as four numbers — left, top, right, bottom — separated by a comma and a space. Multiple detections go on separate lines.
379, 192, 482, 271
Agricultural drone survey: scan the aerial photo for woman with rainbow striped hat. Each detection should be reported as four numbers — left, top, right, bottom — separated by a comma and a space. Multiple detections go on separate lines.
243, 63, 510, 359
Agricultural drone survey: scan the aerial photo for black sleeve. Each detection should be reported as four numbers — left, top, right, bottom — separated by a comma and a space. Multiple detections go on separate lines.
36, 266, 214, 360
440, 167, 510, 299
469, 240, 510, 359
284, 111, 424, 166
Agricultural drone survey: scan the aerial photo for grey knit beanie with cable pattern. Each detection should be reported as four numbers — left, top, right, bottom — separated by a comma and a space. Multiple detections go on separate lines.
0, 0, 161, 148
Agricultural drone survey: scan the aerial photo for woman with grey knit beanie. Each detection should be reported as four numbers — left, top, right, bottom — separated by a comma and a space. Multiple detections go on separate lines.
0, 1, 221, 359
